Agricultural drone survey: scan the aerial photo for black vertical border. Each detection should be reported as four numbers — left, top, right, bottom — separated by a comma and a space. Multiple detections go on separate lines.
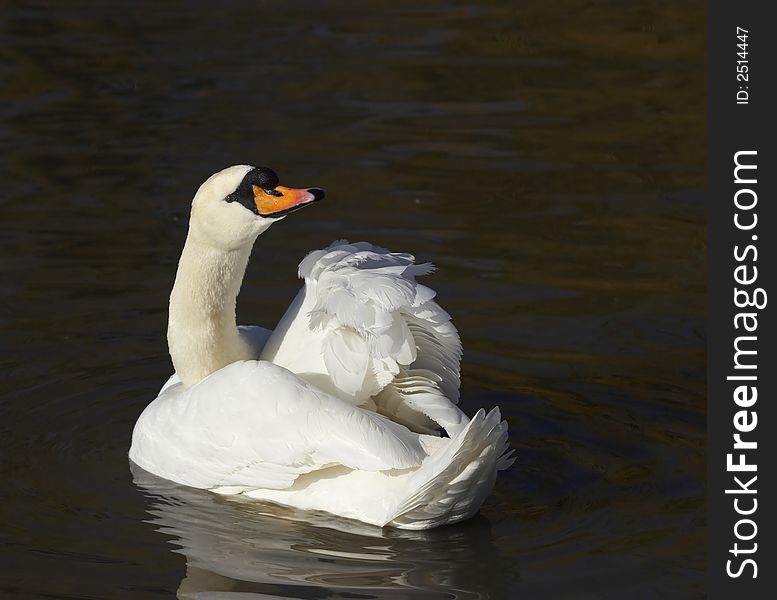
709, 1, 775, 597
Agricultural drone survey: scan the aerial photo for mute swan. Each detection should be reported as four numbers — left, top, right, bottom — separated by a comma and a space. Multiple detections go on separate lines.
130, 165, 514, 530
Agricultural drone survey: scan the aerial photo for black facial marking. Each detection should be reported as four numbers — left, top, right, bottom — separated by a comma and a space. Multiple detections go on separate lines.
224, 167, 280, 213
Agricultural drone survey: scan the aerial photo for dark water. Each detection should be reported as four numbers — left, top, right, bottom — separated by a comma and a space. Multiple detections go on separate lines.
0, 1, 706, 598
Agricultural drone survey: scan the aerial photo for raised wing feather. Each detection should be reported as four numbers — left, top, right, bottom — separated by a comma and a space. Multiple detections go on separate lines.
294, 240, 465, 434
129, 360, 427, 492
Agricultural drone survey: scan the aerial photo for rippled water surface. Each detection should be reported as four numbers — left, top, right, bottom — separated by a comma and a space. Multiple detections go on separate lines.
1, 1, 705, 598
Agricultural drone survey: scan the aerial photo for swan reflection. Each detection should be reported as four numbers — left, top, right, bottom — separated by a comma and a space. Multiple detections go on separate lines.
132, 463, 512, 599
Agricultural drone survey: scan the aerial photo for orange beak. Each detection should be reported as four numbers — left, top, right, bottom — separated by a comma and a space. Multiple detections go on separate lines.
252, 185, 325, 218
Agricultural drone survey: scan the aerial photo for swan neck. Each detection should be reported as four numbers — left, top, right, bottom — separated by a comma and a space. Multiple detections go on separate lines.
167, 230, 256, 386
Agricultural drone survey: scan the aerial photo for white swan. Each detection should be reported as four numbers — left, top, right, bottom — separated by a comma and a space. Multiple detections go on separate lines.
130, 165, 514, 530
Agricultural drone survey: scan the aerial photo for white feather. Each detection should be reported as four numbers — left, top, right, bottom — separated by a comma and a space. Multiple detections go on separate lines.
263, 240, 464, 423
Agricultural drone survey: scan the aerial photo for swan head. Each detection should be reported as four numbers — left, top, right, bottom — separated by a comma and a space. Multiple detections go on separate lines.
189, 165, 325, 249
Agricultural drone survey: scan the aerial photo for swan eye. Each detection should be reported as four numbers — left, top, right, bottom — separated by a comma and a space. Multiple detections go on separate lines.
264, 189, 283, 197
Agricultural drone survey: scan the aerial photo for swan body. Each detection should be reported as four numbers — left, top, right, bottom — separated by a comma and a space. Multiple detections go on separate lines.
130, 165, 514, 529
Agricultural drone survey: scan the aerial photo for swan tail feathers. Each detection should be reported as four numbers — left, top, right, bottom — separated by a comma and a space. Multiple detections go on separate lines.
384, 407, 515, 530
